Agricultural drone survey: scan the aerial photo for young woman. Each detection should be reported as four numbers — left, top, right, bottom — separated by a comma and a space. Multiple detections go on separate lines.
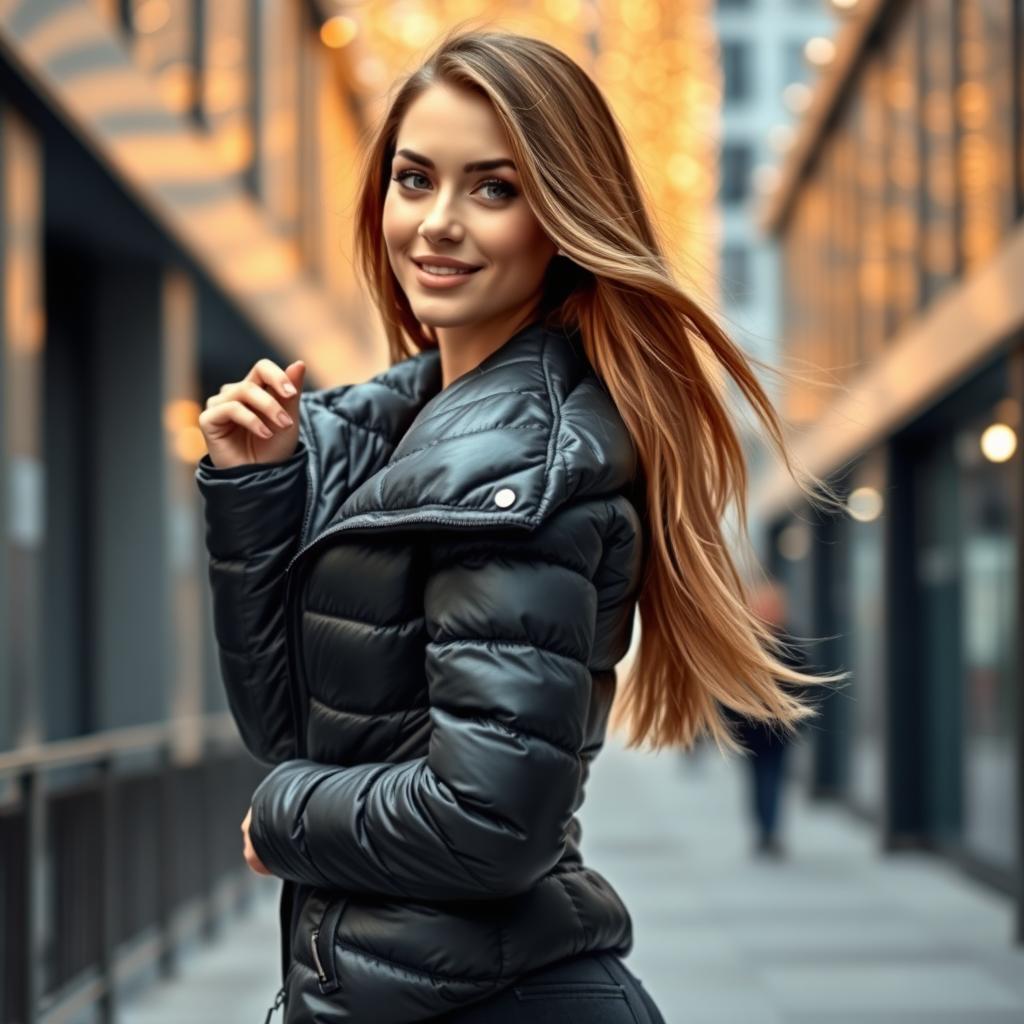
195, 27, 840, 1024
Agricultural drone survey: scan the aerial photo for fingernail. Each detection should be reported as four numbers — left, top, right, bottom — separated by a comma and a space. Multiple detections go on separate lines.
282, 382, 296, 396
277, 412, 293, 427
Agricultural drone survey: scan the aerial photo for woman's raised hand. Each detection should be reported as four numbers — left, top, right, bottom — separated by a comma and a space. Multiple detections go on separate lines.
199, 358, 306, 469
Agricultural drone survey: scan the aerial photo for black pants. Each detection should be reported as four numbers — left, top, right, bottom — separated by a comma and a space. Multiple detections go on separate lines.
749, 742, 787, 841
433, 951, 667, 1023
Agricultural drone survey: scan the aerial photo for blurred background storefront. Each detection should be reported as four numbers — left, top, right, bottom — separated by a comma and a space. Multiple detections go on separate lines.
749, 0, 1023, 934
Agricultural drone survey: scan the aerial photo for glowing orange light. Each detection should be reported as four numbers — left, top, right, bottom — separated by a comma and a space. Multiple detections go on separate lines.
164, 398, 201, 433
320, 15, 357, 50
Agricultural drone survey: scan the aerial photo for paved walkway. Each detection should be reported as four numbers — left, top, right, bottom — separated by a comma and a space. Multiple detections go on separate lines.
121, 734, 1024, 1023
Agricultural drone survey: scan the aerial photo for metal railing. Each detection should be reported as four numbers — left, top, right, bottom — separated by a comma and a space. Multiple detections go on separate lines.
0, 715, 267, 1024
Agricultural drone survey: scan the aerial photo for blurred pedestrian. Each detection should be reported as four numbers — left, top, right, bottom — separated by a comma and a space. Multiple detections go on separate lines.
727, 580, 810, 859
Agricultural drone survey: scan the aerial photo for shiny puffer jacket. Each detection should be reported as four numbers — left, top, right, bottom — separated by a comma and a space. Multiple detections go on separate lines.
195, 320, 647, 1023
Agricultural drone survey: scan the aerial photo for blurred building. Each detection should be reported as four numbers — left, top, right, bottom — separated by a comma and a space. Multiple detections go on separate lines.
750, 0, 1024, 940
713, 0, 838, 553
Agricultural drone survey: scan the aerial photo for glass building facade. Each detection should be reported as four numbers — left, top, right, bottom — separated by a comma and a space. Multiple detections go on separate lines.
754, 0, 1024, 937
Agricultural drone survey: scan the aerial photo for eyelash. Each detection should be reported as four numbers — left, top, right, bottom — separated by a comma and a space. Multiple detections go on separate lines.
391, 170, 518, 201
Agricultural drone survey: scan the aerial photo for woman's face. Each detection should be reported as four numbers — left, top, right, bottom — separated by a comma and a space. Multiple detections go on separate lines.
382, 82, 558, 333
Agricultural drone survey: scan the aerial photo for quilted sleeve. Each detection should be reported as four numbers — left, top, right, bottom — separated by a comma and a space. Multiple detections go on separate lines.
196, 378, 411, 766
247, 505, 607, 900
195, 440, 310, 765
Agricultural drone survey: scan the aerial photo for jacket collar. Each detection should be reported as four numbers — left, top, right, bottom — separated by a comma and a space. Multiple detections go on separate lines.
295, 319, 637, 557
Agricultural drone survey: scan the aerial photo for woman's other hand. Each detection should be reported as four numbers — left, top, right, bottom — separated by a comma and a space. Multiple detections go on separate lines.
241, 806, 272, 876
199, 358, 306, 469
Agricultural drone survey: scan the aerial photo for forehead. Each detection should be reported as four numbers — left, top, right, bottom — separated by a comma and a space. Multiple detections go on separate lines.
395, 84, 511, 160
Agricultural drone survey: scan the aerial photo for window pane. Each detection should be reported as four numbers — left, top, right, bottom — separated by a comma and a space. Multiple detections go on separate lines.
884, 1, 922, 335
1018, 0, 1024, 214
956, 0, 1016, 271
722, 40, 750, 103
130, 0, 197, 114
847, 452, 887, 816
833, 95, 861, 371
857, 55, 887, 357
201, 0, 254, 179
921, 0, 957, 302
719, 142, 752, 203
959, 399, 1018, 871
784, 40, 807, 87
721, 243, 751, 303
255, 0, 303, 239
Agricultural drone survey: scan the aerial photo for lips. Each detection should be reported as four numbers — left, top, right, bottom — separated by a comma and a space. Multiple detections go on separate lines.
411, 257, 482, 272
410, 257, 482, 290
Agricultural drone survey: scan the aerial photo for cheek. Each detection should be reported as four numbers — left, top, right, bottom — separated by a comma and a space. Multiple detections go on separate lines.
382, 188, 419, 236
381, 193, 402, 243
485, 212, 551, 268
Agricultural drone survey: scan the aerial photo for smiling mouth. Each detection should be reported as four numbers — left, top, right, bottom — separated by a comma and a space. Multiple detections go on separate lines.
411, 258, 483, 277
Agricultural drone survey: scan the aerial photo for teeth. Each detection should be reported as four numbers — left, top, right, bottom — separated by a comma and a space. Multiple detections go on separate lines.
419, 263, 474, 276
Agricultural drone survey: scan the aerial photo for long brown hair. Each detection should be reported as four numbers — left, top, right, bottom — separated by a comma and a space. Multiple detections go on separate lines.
353, 25, 849, 754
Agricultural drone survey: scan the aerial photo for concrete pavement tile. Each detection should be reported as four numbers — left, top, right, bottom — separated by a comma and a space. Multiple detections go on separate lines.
636, 979, 785, 1024
787, 1013, 1024, 1024
759, 962, 1024, 1013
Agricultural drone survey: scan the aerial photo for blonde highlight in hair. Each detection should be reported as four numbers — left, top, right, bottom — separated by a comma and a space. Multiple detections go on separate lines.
353, 25, 850, 755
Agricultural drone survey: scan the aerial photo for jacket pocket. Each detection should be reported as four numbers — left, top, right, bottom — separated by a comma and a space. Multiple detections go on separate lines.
310, 896, 349, 995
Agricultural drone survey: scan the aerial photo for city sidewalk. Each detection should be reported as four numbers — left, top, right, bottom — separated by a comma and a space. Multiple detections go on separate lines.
121, 734, 1024, 1023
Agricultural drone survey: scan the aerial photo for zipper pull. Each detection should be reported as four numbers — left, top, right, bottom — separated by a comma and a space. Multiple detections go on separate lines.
310, 927, 328, 983
263, 984, 286, 1024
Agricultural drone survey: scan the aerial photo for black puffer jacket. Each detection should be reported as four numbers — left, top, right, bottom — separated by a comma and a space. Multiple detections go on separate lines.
195, 320, 646, 1023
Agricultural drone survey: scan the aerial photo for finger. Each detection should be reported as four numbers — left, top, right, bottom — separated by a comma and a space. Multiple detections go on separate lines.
243, 840, 271, 876
236, 380, 294, 429
209, 381, 290, 428
200, 399, 275, 440
250, 358, 299, 403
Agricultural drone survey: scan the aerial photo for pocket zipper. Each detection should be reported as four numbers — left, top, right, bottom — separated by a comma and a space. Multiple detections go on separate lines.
310, 928, 328, 984
310, 898, 348, 995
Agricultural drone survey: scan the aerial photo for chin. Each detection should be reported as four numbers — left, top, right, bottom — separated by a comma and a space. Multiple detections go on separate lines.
409, 304, 478, 327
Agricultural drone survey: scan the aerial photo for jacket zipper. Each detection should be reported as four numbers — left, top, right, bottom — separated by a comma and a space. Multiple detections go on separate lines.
309, 899, 347, 994
285, 508, 534, 578
310, 928, 327, 983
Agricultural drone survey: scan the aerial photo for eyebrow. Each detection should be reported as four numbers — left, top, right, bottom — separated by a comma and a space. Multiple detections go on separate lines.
394, 148, 517, 173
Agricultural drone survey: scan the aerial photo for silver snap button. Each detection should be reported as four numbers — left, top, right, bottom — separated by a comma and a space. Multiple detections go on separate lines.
494, 487, 516, 508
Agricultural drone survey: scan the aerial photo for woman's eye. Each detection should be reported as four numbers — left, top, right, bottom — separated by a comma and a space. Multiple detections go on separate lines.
393, 170, 430, 190
478, 177, 518, 201
391, 170, 517, 202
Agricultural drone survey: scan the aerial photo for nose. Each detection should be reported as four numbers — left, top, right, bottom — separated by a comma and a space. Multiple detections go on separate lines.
417, 187, 464, 244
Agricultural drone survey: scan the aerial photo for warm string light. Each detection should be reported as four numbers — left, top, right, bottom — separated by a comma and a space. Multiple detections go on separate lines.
980, 423, 1017, 463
